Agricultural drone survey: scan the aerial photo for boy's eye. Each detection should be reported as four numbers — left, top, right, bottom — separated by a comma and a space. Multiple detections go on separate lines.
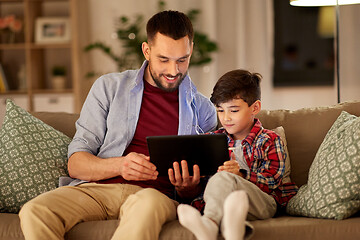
231, 110, 239, 113
216, 109, 224, 113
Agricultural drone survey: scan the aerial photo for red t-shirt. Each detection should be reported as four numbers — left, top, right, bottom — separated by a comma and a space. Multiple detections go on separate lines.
97, 79, 179, 198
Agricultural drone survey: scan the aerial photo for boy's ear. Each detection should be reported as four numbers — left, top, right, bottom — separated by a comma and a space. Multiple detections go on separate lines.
252, 100, 261, 115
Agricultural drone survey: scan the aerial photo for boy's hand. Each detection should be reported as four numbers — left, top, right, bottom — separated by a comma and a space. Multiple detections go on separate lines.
218, 160, 244, 177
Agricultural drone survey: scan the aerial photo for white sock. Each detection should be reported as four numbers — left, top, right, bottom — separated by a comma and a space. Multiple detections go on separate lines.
177, 204, 218, 240
222, 190, 249, 240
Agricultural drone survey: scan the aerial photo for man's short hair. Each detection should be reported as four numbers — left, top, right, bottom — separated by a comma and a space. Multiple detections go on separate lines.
210, 69, 262, 107
146, 10, 194, 44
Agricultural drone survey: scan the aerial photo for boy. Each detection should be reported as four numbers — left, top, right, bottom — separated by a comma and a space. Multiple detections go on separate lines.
177, 69, 298, 240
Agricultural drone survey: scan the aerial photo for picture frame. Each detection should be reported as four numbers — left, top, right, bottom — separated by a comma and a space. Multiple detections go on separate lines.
35, 17, 71, 44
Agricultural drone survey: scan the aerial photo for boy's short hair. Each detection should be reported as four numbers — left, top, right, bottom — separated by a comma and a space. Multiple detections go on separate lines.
146, 10, 194, 44
210, 69, 262, 107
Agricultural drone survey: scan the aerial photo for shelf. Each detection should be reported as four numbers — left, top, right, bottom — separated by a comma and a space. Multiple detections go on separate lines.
0, 0, 23, 3
0, 90, 27, 95
0, 0, 81, 112
0, 43, 26, 49
0, 43, 71, 49
30, 43, 71, 49
32, 88, 73, 94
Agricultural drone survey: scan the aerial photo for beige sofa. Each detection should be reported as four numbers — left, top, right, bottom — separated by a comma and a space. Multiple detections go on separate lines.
1, 101, 359, 240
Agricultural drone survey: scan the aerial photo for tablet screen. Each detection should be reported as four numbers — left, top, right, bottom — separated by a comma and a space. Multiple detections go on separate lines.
146, 134, 229, 176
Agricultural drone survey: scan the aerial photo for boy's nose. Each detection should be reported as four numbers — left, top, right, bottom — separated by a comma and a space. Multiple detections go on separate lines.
224, 112, 231, 121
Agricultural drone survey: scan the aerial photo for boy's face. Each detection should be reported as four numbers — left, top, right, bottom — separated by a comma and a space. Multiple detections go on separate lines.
142, 32, 193, 92
216, 98, 260, 140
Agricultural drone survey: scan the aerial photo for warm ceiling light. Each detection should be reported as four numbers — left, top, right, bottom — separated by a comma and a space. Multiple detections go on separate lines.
290, 0, 360, 6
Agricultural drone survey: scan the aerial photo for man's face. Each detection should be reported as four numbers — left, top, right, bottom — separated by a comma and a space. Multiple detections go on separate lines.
142, 33, 193, 92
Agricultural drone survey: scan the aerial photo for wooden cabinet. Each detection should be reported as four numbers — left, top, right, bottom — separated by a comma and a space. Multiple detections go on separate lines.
0, 0, 82, 113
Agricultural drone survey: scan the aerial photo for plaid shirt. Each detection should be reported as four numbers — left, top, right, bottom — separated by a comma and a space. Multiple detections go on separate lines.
192, 119, 298, 210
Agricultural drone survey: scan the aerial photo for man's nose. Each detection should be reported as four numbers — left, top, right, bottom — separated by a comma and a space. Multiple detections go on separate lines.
168, 61, 179, 76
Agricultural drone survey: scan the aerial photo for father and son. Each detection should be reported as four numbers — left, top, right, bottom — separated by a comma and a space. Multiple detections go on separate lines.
19, 10, 298, 240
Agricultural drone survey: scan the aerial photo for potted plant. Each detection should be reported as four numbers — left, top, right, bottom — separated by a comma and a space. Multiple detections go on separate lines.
51, 66, 66, 90
0, 15, 23, 43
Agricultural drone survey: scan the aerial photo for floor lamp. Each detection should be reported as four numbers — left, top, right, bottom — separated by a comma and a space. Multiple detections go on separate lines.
290, 0, 360, 103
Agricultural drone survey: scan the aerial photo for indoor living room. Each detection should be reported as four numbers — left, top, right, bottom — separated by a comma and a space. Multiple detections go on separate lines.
0, 0, 359, 239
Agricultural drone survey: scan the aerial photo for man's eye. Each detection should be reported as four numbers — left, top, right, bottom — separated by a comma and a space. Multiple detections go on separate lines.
231, 110, 239, 113
178, 59, 186, 63
160, 59, 168, 62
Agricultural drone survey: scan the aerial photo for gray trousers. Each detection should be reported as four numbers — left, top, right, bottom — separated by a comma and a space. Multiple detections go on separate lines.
203, 171, 277, 224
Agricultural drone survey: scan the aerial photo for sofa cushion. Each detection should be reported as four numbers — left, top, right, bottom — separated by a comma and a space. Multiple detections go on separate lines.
286, 111, 360, 220
31, 112, 79, 139
272, 126, 292, 183
257, 101, 360, 187
0, 99, 71, 213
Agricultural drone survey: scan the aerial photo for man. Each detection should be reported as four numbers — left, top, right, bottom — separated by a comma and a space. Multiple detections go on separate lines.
19, 10, 217, 240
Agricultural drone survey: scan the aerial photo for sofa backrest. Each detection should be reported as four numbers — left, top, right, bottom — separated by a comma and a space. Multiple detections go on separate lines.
257, 101, 360, 187
32, 100, 360, 188
31, 112, 79, 139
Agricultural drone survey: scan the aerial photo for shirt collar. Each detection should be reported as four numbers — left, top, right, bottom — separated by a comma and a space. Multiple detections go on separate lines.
135, 61, 148, 86
242, 118, 263, 145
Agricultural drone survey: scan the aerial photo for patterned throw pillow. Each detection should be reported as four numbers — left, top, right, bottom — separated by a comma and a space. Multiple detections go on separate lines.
0, 99, 71, 213
286, 111, 360, 220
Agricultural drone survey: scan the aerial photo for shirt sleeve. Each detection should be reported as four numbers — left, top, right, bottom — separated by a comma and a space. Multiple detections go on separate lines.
67, 76, 112, 158
196, 93, 217, 133
246, 136, 286, 194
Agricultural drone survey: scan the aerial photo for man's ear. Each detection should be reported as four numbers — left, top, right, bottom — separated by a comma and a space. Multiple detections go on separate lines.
142, 42, 150, 60
252, 100, 261, 115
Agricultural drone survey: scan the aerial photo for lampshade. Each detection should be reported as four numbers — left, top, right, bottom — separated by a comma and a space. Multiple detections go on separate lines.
290, 0, 360, 6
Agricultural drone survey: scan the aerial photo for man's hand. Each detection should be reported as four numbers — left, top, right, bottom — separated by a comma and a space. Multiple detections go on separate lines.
168, 160, 201, 199
120, 152, 158, 181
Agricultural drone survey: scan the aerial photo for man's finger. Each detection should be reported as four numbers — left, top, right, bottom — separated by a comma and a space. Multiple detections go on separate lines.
181, 160, 190, 179
192, 164, 200, 183
168, 168, 176, 184
173, 161, 182, 182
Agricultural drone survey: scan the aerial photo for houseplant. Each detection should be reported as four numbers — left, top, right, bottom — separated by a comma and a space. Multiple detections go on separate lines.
51, 66, 67, 90
0, 15, 22, 44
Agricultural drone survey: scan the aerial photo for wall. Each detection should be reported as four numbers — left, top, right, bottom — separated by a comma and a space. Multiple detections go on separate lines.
339, 4, 360, 103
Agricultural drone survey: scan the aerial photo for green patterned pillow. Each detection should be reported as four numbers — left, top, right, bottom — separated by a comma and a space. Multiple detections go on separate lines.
0, 99, 71, 213
286, 111, 360, 220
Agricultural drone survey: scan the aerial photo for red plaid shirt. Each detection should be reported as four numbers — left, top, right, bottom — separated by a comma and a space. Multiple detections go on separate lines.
192, 119, 298, 210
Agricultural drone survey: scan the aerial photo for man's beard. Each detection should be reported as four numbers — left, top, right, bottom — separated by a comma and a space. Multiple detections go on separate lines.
149, 65, 187, 92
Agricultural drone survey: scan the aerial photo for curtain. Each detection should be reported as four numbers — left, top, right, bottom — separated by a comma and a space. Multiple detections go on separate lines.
214, 0, 274, 109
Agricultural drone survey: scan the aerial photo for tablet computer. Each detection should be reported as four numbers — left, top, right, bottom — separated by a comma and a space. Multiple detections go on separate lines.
146, 134, 229, 176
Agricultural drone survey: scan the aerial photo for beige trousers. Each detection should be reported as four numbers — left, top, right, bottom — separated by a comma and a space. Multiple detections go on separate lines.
204, 171, 277, 239
19, 183, 178, 240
